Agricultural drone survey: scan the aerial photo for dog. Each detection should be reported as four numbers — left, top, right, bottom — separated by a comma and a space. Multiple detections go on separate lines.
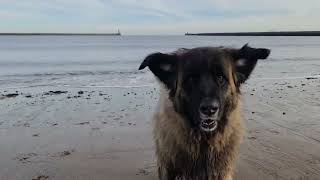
139, 44, 270, 180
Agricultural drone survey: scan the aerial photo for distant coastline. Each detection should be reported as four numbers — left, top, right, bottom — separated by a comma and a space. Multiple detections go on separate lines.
0, 32, 121, 36
185, 31, 320, 36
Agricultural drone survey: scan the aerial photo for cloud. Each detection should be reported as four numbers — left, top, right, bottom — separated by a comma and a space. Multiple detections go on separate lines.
0, 0, 319, 34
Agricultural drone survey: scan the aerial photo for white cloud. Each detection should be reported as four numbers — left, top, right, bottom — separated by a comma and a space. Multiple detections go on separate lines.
0, 0, 319, 34
117, 13, 320, 35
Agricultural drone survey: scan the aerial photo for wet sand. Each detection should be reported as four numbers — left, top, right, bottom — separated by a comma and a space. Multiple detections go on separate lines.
0, 77, 319, 180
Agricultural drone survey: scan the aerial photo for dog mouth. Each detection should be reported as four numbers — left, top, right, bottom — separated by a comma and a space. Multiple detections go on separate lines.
199, 118, 218, 132
198, 111, 219, 132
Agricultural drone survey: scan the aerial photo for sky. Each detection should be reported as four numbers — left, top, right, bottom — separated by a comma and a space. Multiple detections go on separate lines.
0, 0, 320, 35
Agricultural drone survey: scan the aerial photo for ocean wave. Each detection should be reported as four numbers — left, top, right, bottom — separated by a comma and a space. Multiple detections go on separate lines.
0, 60, 140, 67
62, 84, 155, 88
254, 75, 320, 80
265, 57, 320, 62
1, 70, 147, 78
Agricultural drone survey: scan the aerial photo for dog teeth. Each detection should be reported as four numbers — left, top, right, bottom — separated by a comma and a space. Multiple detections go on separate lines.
202, 119, 216, 125
200, 119, 218, 132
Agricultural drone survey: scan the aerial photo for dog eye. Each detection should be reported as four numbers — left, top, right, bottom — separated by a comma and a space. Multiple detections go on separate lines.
217, 75, 225, 84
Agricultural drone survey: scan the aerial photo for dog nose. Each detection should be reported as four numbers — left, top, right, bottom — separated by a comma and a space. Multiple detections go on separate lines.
200, 101, 219, 116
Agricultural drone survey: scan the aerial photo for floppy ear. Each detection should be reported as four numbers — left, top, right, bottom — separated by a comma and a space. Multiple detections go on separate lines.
139, 52, 178, 89
232, 44, 270, 85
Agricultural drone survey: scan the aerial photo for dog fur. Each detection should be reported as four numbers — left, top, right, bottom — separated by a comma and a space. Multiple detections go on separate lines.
139, 45, 270, 180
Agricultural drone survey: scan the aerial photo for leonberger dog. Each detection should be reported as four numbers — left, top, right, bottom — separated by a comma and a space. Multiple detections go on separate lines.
139, 44, 270, 180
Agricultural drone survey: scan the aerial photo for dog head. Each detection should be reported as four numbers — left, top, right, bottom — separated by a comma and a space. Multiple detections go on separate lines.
139, 44, 270, 133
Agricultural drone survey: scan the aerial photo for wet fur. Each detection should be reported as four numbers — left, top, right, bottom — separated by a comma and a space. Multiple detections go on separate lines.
140, 45, 270, 180
154, 75, 242, 180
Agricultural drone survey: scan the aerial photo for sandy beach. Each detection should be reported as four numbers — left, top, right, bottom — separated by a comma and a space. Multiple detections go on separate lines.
0, 35, 320, 180
0, 75, 319, 180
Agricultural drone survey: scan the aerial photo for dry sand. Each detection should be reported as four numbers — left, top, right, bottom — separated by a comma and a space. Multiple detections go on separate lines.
0, 77, 319, 180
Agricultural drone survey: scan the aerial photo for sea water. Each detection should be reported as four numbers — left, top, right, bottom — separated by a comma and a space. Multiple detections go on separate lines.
0, 35, 319, 89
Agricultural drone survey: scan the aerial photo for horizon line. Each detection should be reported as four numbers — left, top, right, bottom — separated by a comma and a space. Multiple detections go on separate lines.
0, 30, 320, 36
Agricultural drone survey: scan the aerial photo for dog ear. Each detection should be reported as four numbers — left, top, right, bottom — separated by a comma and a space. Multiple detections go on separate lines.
232, 44, 270, 85
139, 52, 178, 89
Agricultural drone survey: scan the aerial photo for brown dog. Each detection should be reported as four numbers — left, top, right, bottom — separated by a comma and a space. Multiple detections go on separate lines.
139, 44, 270, 180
